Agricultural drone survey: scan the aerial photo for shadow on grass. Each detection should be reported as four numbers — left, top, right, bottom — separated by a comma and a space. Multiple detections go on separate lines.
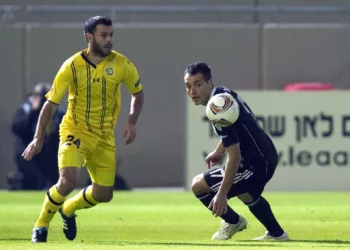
3, 238, 348, 247
85, 240, 283, 247
240, 239, 350, 245
0, 238, 29, 241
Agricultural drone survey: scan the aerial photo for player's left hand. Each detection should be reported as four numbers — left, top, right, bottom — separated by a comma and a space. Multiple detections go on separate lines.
123, 123, 136, 145
208, 193, 228, 217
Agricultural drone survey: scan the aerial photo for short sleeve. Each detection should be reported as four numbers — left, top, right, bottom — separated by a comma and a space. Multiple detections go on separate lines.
220, 123, 240, 148
45, 62, 72, 104
123, 60, 143, 94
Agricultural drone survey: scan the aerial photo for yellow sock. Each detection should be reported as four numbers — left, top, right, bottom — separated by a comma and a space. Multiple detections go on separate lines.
34, 185, 66, 228
62, 185, 98, 217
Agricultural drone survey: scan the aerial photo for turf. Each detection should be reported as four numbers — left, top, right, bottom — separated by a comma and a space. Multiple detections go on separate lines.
0, 191, 349, 249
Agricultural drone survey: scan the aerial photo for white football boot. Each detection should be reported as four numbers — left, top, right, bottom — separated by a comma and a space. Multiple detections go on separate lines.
253, 231, 290, 241
212, 215, 248, 240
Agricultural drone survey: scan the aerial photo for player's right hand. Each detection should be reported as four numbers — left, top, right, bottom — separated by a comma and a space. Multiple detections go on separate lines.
205, 150, 225, 169
22, 138, 44, 161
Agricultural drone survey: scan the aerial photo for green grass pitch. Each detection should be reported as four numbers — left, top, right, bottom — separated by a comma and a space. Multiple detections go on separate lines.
0, 191, 349, 249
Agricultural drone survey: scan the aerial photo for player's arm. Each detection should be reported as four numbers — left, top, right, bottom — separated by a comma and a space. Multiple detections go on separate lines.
217, 125, 241, 196
215, 140, 225, 154
209, 125, 240, 217
40, 61, 72, 137
217, 143, 241, 197
33, 101, 58, 143
22, 61, 72, 160
123, 60, 144, 125
128, 90, 144, 125
122, 59, 144, 144
22, 101, 59, 161
209, 142, 240, 217
205, 140, 226, 168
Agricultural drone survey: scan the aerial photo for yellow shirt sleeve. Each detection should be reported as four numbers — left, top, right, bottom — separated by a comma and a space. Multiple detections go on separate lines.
45, 61, 72, 104
123, 60, 143, 94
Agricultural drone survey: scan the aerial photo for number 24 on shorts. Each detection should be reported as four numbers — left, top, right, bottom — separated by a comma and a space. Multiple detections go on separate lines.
65, 135, 81, 149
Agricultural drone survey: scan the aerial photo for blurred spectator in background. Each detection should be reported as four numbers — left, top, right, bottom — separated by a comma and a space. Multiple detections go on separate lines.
8, 82, 64, 190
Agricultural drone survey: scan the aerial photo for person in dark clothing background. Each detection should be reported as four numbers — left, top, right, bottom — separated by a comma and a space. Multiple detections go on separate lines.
9, 82, 64, 190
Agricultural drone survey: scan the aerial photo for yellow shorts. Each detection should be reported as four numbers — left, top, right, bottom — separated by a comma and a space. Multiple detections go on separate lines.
58, 127, 116, 187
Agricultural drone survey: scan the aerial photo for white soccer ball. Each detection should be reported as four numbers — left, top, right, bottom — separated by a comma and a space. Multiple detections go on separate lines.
206, 93, 240, 127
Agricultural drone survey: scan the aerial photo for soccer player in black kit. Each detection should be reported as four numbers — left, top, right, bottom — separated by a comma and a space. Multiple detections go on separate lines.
184, 62, 289, 241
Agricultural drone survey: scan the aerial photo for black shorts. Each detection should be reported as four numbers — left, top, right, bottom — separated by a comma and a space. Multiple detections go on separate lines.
203, 158, 277, 200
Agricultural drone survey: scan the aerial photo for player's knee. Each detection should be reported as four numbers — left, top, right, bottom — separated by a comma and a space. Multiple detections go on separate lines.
91, 184, 114, 203
56, 177, 77, 196
56, 167, 80, 196
94, 191, 113, 203
103, 193, 113, 203
191, 174, 210, 196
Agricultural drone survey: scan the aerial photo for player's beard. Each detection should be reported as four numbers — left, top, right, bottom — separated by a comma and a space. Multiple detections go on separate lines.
91, 38, 111, 58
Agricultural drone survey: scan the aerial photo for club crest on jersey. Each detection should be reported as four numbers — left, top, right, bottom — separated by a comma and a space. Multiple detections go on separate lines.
105, 67, 114, 76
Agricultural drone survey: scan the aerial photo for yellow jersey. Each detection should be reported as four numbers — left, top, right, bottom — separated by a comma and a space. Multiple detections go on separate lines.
46, 49, 143, 135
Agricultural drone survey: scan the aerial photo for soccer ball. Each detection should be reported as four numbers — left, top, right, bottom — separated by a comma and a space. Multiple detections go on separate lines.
206, 93, 240, 127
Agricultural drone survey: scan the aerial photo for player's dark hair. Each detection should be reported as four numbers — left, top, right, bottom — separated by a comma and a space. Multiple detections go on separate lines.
84, 16, 112, 35
184, 62, 212, 82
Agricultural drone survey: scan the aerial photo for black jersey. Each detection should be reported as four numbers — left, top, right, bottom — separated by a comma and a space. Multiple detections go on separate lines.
211, 86, 278, 163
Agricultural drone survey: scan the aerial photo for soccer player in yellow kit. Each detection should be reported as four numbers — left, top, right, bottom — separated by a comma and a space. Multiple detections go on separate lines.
23, 16, 145, 243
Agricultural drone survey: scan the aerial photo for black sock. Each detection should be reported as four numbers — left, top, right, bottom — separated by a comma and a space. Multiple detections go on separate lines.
196, 192, 239, 224
248, 196, 284, 237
